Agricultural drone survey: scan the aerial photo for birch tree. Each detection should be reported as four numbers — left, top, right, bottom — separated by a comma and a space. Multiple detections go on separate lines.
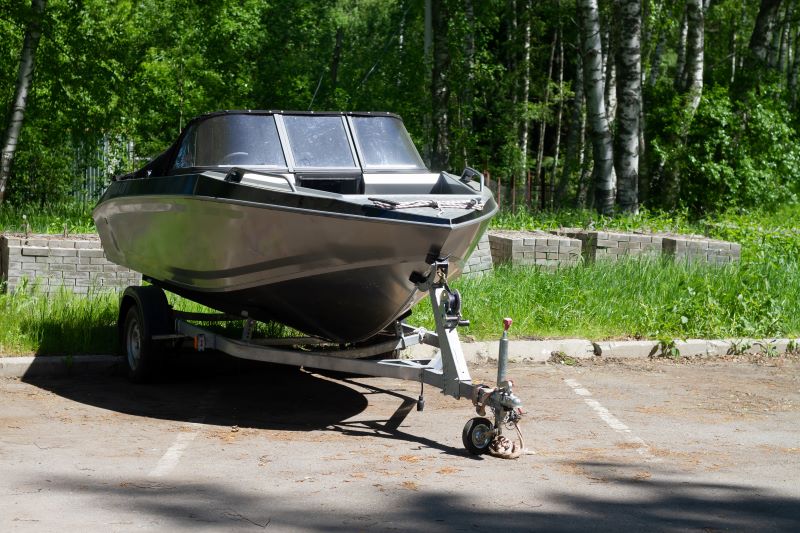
662, 0, 705, 207
613, 0, 641, 213
0, 0, 46, 204
579, 0, 615, 214
430, 0, 450, 171
749, 0, 783, 66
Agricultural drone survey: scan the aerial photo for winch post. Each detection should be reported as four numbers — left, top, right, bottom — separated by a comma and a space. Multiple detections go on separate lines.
429, 287, 472, 398
412, 261, 472, 399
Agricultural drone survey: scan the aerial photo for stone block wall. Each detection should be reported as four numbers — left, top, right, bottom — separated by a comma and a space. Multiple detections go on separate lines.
461, 232, 493, 275
0, 234, 141, 295
552, 229, 664, 262
662, 236, 741, 264
488, 230, 581, 268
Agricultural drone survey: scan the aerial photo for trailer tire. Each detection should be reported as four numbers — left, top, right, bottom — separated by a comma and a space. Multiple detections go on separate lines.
462, 416, 494, 455
119, 286, 172, 383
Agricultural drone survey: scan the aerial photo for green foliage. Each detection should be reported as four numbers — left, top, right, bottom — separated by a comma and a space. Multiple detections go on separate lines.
680, 86, 800, 212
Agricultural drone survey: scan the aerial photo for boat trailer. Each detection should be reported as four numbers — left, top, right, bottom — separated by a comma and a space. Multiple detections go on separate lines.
119, 261, 525, 457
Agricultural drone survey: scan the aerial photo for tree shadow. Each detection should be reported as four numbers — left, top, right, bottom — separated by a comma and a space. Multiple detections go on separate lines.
28, 463, 800, 531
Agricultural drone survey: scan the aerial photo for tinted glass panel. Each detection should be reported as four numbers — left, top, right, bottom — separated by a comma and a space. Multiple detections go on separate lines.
351, 116, 425, 169
173, 114, 286, 168
283, 115, 356, 168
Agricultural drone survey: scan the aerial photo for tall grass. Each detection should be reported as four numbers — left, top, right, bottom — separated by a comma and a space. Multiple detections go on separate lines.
0, 285, 119, 355
1, 203, 799, 352
0, 202, 95, 234
0, 285, 290, 355
412, 258, 800, 340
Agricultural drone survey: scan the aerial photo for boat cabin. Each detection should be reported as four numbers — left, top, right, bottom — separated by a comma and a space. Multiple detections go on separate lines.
124, 111, 469, 196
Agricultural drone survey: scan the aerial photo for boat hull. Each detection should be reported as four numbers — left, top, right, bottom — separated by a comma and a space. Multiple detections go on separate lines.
94, 177, 493, 342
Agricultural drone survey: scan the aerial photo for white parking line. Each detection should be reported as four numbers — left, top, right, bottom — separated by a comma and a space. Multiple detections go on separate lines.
563, 378, 659, 461
148, 417, 205, 478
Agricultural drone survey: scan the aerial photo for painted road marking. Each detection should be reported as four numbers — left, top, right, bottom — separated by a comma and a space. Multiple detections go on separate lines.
563, 378, 658, 461
148, 417, 205, 478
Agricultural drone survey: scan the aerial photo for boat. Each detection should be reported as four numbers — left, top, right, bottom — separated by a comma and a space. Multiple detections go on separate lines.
93, 110, 497, 343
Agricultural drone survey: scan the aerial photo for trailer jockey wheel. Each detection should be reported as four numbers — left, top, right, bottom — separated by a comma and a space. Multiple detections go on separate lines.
462, 416, 494, 455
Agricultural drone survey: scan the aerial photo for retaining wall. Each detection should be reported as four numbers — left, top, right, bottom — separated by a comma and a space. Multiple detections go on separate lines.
461, 232, 493, 275
551, 228, 740, 265
551, 228, 664, 262
662, 236, 741, 264
488, 230, 581, 268
0, 234, 141, 294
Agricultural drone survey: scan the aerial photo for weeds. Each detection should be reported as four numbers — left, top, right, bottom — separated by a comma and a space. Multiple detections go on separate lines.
655, 338, 681, 359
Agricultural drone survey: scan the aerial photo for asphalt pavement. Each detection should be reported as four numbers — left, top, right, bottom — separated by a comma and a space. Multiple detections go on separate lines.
1, 353, 799, 532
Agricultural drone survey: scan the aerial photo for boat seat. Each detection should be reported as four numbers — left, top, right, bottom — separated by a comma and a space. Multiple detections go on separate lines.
295, 171, 364, 194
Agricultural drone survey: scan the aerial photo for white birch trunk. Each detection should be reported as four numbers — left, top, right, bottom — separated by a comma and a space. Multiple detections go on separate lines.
675, 7, 689, 88
430, 0, 450, 171
663, 0, 704, 208
614, 0, 641, 213
683, 0, 705, 117
558, 29, 585, 205
604, 26, 617, 127
749, 0, 783, 65
579, 0, 615, 214
519, 0, 532, 205
790, 25, 799, 108
0, 0, 47, 204
550, 29, 564, 209
535, 31, 556, 209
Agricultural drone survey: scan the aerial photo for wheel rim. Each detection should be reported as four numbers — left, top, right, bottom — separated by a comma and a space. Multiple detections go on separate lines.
126, 317, 142, 371
471, 422, 492, 450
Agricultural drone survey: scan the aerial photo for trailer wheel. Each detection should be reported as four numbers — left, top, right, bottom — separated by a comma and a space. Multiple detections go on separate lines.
119, 286, 172, 383
462, 417, 494, 455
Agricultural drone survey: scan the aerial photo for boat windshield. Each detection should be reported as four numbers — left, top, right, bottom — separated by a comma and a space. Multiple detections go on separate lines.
173, 114, 286, 168
283, 115, 357, 169
350, 116, 425, 170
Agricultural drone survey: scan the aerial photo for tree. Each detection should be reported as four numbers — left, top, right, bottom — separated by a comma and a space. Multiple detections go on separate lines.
579, 0, 615, 214
429, 0, 450, 171
0, 0, 46, 204
613, 0, 642, 213
661, 0, 705, 208
749, 0, 783, 65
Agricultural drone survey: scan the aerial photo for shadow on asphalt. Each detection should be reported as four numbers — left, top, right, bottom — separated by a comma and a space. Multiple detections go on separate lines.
22, 350, 371, 432
36, 461, 800, 531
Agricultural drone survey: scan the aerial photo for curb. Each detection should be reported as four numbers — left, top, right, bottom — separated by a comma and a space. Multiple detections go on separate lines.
0, 355, 122, 378
1, 337, 798, 378
404, 337, 800, 363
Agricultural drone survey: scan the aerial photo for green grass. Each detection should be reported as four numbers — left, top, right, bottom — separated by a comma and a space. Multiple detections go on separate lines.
1, 202, 799, 353
412, 258, 800, 340
0, 284, 291, 355
0, 202, 96, 234
0, 284, 119, 355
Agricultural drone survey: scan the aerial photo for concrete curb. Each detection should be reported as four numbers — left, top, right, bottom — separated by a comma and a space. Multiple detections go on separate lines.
405, 337, 800, 363
0, 355, 122, 378
1, 337, 798, 378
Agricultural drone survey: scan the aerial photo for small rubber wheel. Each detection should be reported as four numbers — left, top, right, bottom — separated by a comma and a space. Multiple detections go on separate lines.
123, 305, 157, 383
462, 416, 494, 455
